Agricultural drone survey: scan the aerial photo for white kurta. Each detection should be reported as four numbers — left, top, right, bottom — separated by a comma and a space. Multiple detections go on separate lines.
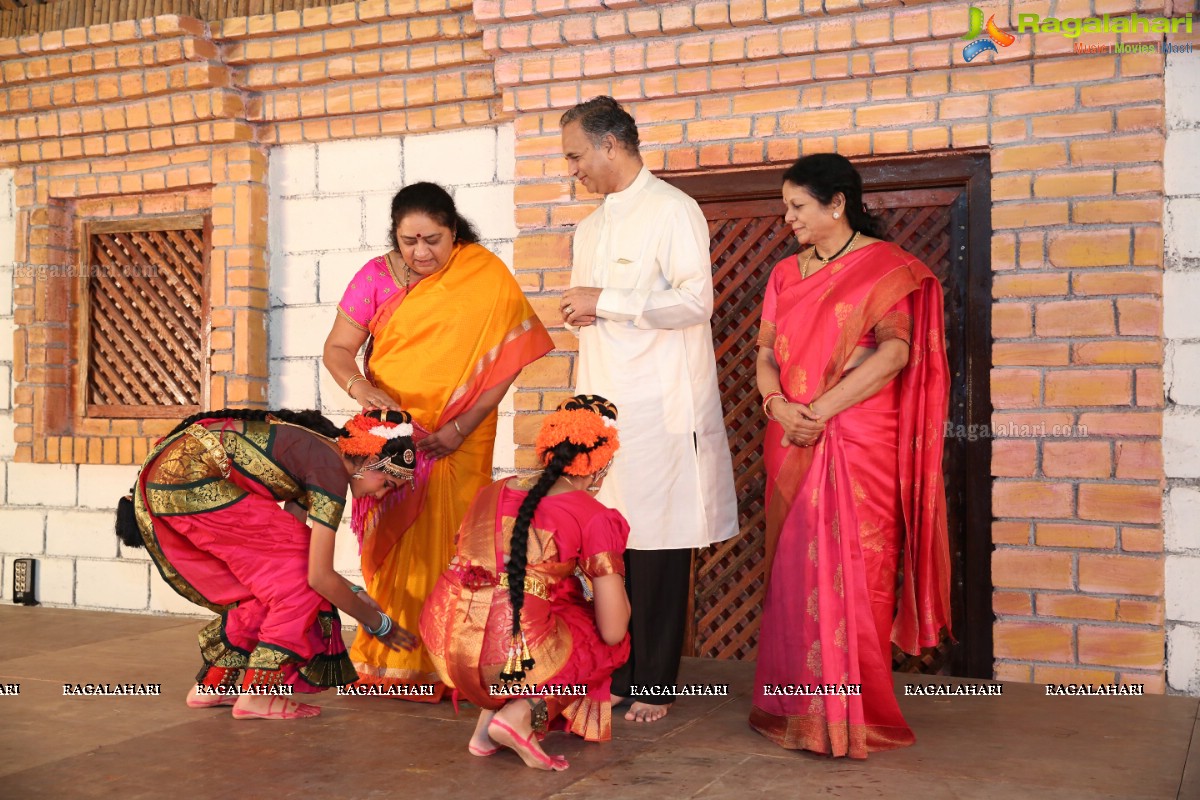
570, 167, 738, 550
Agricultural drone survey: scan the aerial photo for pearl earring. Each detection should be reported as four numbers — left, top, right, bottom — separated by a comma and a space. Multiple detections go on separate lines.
833, 212, 841, 219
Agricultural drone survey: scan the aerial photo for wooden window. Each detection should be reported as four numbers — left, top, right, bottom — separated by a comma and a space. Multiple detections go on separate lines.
79, 215, 211, 419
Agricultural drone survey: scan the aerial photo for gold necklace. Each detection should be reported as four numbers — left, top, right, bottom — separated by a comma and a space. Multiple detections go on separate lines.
802, 231, 859, 279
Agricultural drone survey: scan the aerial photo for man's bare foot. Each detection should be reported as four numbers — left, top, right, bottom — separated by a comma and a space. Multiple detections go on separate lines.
625, 701, 671, 722
469, 709, 499, 756
230, 694, 321, 720
186, 684, 235, 708
487, 701, 568, 771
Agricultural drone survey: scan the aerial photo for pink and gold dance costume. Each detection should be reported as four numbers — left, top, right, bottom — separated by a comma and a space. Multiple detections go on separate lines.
135, 418, 356, 694
422, 478, 631, 741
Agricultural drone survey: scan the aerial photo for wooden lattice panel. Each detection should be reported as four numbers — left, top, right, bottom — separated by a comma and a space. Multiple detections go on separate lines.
696, 189, 964, 674
86, 224, 207, 416
695, 199, 799, 661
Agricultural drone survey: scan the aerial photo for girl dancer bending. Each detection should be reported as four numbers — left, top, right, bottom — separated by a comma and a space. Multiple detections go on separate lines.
116, 408, 420, 719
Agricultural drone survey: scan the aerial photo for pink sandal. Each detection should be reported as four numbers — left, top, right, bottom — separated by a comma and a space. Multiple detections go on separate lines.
468, 742, 500, 757
487, 717, 569, 771
186, 691, 236, 709
231, 696, 321, 720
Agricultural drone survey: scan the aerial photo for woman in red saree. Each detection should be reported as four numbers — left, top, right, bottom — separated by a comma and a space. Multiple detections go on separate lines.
115, 408, 419, 720
751, 154, 951, 758
420, 395, 631, 771
323, 183, 554, 698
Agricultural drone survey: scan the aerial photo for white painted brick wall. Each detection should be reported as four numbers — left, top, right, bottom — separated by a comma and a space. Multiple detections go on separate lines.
0, 170, 12, 568
0, 124, 523, 624
76, 464, 140, 509
0, 170, 12, 599
1166, 487, 1200, 552
1164, 51, 1200, 695
75, 560, 149, 610
33, 556, 76, 606
7, 462, 78, 507
267, 125, 520, 466
46, 510, 119, 559
1168, 625, 1200, 695
0, 509, 46, 554
404, 128, 498, 186
150, 576, 204, 615
317, 139, 404, 195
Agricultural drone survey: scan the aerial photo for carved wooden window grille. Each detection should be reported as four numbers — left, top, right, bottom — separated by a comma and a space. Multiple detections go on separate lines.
81, 216, 210, 418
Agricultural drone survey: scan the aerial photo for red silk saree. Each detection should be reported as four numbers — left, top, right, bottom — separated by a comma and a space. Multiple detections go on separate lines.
750, 242, 951, 758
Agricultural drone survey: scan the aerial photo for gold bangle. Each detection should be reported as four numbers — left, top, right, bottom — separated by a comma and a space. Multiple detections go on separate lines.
345, 374, 367, 395
452, 419, 465, 437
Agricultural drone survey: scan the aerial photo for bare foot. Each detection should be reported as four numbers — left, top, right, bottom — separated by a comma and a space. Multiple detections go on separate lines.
230, 694, 321, 720
625, 701, 671, 722
186, 684, 235, 708
487, 701, 568, 771
469, 709, 499, 756
610, 693, 629, 707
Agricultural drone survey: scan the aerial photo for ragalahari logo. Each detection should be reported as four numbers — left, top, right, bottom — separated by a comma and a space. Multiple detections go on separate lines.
961, 7, 1016, 62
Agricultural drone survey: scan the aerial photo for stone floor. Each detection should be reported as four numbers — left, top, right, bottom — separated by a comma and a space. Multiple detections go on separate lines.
1, 605, 1197, 799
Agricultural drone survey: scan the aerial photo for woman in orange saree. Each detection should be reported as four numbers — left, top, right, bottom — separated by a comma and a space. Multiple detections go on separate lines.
324, 183, 554, 698
751, 154, 951, 758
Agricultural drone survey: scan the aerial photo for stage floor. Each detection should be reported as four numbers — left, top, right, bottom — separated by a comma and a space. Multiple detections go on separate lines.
1, 605, 1197, 799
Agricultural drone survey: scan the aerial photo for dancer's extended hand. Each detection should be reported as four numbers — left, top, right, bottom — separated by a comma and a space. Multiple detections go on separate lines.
378, 622, 418, 652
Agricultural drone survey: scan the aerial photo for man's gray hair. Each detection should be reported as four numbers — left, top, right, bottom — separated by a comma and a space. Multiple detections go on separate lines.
560, 96, 640, 155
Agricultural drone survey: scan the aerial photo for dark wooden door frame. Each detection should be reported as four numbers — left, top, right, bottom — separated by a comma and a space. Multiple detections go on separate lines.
665, 152, 994, 679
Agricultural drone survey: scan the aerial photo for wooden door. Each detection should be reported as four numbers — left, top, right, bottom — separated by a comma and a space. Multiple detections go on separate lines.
673, 155, 993, 678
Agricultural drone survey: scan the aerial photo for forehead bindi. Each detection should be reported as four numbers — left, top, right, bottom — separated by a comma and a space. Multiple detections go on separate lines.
397, 213, 449, 240
782, 183, 817, 206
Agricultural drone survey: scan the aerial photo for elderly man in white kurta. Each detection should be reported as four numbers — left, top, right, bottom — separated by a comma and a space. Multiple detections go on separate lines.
559, 96, 738, 723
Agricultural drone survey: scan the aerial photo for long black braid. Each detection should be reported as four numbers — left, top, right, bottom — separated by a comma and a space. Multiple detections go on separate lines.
115, 407, 414, 549
506, 441, 582, 641
162, 408, 346, 440
504, 395, 618, 676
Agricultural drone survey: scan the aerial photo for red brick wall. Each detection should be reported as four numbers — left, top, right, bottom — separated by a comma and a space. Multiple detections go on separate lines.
0, 0, 1183, 685
0, 1, 496, 464
475, 0, 1174, 688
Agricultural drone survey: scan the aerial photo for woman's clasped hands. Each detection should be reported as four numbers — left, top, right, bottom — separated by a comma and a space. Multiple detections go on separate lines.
775, 400, 826, 448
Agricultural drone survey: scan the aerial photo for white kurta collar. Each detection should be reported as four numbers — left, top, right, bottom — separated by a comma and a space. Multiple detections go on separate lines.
604, 166, 651, 209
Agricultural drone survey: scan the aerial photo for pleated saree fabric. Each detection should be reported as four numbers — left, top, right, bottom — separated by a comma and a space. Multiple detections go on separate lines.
750, 242, 951, 758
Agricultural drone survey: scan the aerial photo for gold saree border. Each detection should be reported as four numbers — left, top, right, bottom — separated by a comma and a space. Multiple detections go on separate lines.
749, 705, 915, 759
135, 431, 231, 615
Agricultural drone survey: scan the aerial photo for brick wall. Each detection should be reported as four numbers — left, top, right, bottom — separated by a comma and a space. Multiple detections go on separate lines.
474, 0, 1190, 690
0, 1, 499, 615
1164, 49, 1200, 693
0, 0, 1194, 691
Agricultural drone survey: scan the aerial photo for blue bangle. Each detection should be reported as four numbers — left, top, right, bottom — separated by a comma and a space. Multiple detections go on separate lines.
366, 612, 392, 638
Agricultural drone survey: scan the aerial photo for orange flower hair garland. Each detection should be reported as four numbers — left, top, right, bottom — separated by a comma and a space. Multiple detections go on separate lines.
338, 411, 414, 458
534, 407, 619, 476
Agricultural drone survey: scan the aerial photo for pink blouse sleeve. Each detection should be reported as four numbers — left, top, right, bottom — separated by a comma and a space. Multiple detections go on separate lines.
757, 263, 782, 348
874, 292, 915, 345
337, 256, 400, 332
578, 507, 630, 578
